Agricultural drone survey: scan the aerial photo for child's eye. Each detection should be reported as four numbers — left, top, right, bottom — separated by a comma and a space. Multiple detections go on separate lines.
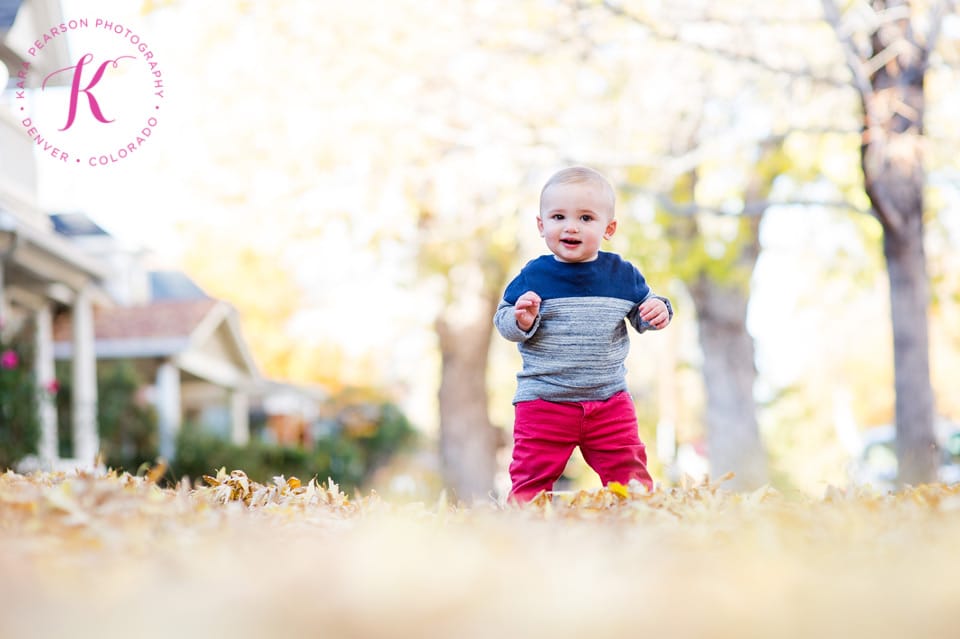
580, 215, 593, 222
552, 214, 564, 220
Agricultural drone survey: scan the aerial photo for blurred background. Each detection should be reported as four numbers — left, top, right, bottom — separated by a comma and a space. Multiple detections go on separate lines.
2, 0, 960, 500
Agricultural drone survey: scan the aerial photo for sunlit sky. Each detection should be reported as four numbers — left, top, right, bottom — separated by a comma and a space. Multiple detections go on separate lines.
20, 1, 421, 357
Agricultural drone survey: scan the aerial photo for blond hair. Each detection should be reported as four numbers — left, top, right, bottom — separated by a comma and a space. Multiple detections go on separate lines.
539, 166, 616, 217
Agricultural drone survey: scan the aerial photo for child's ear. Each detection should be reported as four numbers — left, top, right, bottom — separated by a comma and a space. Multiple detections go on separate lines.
537, 215, 545, 237
603, 218, 617, 240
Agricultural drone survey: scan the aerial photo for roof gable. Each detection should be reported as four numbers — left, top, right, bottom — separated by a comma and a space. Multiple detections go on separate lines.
54, 299, 218, 341
53, 298, 259, 385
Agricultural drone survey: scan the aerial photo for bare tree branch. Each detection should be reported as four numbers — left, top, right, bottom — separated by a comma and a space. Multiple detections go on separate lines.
818, 1, 907, 232
563, 127, 862, 188
865, 40, 910, 76
599, 0, 850, 88
820, 0, 875, 104
621, 185, 870, 217
921, 0, 957, 69
680, 15, 826, 27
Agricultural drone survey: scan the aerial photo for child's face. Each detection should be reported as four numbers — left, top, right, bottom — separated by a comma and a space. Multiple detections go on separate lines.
537, 181, 617, 263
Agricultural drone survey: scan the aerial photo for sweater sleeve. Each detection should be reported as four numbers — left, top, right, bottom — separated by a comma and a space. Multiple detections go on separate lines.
494, 300, 541, 342
627, 293, 674, 334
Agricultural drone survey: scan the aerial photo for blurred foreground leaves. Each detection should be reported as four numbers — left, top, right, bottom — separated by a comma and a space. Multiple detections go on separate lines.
2, 468, 960, 638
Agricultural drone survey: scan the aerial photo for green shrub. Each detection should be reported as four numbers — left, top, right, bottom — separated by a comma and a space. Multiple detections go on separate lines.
49, 363, 416, 490
173, 425, 364, 489
0, 332, 39, 471
98, 361, 158, 471
55, 360, 158, 471
173, 399, 417, 491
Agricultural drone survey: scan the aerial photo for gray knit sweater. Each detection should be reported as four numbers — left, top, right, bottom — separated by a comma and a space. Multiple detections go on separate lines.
494, 252, 672, 403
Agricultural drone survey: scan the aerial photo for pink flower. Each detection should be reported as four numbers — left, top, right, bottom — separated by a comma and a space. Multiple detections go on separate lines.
0, 350, 18, 369
45, 379, 60, 394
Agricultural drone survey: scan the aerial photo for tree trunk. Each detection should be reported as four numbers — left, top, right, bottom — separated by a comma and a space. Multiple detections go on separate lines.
435, 290, 500, 502
859, 3, 937, 484
687, 217, 768, 490
882, 214, 937, 484
665, 137, 777, 490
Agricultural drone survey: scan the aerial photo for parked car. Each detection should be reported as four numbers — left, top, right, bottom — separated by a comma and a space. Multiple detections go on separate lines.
849, 420, 960, 490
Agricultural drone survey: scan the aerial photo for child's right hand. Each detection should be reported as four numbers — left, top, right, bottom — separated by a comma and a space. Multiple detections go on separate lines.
514, 291, 541, 331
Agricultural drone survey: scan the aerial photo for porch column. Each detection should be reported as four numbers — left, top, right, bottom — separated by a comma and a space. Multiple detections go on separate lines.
35, 305, 58, 465
156, 361, 181, 460
230, 388, 249, 446
0, 218, 17, 330
71, 284, 99, 467
0, 260, 6, 330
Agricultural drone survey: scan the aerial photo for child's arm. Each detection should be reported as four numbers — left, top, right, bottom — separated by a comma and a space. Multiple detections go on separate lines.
494, 291, 542, 342
628, 294, 673, 333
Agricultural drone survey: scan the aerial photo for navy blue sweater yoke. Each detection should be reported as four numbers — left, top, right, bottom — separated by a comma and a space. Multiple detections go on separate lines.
494, 252, 671, 403
501, 252, 650, 304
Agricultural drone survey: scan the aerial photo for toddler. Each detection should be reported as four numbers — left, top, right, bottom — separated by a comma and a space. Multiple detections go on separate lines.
494, 166, 672, 501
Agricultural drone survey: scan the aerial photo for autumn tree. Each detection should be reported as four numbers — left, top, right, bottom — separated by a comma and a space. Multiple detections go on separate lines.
597, 0, 958, 486
657, 147, 784, 491
148, 0, 598, 500
816, 0, 960, 484
415, 170, 518, 501
573, 2, 801, 486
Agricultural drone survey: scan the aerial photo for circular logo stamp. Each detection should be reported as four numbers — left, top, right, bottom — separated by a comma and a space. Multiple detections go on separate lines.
12, 17, 164, 167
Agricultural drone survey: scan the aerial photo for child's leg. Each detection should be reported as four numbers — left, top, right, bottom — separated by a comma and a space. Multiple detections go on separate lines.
509, 398, 580, 502
579, 391, 653, 491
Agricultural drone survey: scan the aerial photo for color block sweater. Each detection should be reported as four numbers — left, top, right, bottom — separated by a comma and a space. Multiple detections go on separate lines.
494, 252, 672, 403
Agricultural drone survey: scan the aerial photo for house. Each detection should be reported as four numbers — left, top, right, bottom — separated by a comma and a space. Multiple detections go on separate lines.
256, 378, 326, 447
52, 296, 261, 460
48, 214, 330, 458
2, 0, 261, 468
1, 0, 70, 88
3, 0, 322, 470
2, 0, 106, 470
45, 212, 262, 460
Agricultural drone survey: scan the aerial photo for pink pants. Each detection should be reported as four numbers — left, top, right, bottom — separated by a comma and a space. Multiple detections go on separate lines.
509, 391, 653, 502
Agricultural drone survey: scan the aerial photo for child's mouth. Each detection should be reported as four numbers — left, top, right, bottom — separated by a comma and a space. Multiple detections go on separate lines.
561, 239, 582, 246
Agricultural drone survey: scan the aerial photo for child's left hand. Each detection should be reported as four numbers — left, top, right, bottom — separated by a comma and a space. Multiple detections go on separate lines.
637, 298, 670, 329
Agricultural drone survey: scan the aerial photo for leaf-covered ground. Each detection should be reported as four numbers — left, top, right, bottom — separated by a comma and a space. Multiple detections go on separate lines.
2, 469, 959, 639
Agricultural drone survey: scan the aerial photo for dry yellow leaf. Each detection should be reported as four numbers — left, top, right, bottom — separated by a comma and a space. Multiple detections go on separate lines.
607, 482, 630, 500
